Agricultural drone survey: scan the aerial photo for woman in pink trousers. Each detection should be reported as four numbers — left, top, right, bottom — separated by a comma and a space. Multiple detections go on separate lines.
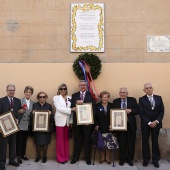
53, 83, 76, 164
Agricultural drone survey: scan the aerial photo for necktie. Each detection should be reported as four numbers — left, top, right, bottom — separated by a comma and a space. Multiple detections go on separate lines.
122, 99, 126, 109
10, 98, 14, 110
149, 96, 154, 109
80, 92, 84, 100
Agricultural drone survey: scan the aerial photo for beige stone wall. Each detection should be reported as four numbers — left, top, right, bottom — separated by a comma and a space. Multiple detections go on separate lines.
1, 63, 170, 159
1, 0, 170, 63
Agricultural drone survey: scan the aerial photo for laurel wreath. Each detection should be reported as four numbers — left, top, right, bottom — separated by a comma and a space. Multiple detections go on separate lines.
73, 53, 102, 80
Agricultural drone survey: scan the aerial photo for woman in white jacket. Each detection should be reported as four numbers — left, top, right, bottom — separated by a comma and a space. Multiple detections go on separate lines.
53, 83, 76, 164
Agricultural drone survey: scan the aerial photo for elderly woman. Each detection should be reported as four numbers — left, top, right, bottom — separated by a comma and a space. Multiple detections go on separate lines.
53, 83, 76, 164
31, 91, 53, 163
95, 91, 118, 164
16, 86, 34, 164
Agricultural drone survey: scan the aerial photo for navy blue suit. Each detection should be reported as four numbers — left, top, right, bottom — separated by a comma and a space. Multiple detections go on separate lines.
71, 91, 95, 162
113, 97, 138, 162
0, 96, 21, 166
139, 95, 164, 162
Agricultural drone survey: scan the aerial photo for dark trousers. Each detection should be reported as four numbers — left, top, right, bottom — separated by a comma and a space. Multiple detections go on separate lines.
141, 126, 160, 162
16, 130, 28, 157
117, 123, 136, 162
0, 133, 16, 165
73, 125, 93, 161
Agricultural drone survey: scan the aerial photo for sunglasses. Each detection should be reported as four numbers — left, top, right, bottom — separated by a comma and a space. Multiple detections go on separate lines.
60, 88, 67, 91
38, 96, 46, 98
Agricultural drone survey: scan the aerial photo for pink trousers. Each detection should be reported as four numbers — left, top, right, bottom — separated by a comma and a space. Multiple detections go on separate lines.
56, 126, 69, 162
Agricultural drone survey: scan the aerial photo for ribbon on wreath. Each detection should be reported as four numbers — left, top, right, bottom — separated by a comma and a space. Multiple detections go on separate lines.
79, 60, 100, 101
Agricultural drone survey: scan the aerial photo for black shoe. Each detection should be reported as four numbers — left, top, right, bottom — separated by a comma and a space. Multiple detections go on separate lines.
21, 155, 29, 160
143, 161, 148, 167
70, 158, 79, 164
42, 156, 47, 163
0, 164, 6, 170
59, 162, 65, 164
128, 161, 134, 166
153, 161, 159, 168
119, 160, 124, 166
17, 157, 22, 164
35, 156, 41, 162
9, 161, 20, 167
86, 160, 91, 165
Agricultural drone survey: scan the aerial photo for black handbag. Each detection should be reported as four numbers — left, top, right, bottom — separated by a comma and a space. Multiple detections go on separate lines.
68, 127, 72, 139
49, 115, 56, 132
90, 130, 98, 145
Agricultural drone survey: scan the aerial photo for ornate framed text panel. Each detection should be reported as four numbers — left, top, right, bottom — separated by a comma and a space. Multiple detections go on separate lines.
33, 110, 49, 132
0, 111, 19, 137
70, 3, 104, 52
110, 109, 127, 131
76, 103, 94, 125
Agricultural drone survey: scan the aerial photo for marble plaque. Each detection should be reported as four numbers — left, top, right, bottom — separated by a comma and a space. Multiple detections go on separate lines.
147, 36, 170, 52
70, 3, 104, 52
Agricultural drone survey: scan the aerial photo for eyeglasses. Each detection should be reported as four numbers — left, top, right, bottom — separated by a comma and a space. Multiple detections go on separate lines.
79, 84, 86, 87
60, 88, 67, 91
38, 96, 46, 98
7, 90, 15, 92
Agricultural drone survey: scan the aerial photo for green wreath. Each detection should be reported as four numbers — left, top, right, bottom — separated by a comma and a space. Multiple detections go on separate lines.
73, 53, 102, 80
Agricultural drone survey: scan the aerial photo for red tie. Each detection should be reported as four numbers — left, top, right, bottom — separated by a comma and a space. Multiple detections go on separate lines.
81, 92, 84, 100
10, 98, 14, 109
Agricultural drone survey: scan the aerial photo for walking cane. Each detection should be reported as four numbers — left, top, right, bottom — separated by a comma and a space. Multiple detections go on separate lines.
92, 144, 97, 165
112, 149, 115, 167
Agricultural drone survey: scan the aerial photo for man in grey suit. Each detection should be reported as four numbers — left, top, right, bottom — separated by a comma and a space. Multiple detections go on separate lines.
139, 83, 164, 168
0, 84, 22, 170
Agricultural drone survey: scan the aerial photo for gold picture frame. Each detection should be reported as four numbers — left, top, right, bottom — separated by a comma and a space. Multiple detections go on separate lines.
76, 103, 94, 125
33, 110, 49, 132
110, 109, 127, 131
0, 111, 19, 137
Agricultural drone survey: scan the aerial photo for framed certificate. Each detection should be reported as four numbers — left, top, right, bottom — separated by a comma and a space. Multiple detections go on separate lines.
0, 111, 19, 137
76, 103, 94, 125
33, 110, 49, 132
110, 109, 127, 131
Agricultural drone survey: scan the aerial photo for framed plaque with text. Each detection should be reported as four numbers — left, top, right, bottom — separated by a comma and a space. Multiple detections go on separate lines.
76, 103, 94, 125
110, 109, 127, 131
33, 110, 49, 132
71, 3, 104, 52
0, 111, 19, 137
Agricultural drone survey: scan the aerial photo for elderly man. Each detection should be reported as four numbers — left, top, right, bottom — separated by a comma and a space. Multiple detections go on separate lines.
139, 83, 164, 168
113, 87, 138, 166
70, 80, 95, 165
0, 84, 22, 170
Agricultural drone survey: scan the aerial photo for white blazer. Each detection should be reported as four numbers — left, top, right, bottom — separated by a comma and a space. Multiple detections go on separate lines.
53, 94, 73, 127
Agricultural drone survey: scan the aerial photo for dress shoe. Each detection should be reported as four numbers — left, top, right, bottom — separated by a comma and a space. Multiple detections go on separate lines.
99, 159, 105, 164
17, 157, 23, 164
153, 161, 159, 168
106, 160, 111, 164
143, 161, 148, 167
70, 158, 79, 164
119, 160, 124, 166
0, 164, 6, 170
59, 162, 65, 164
21, 155, 29, 160
128, 161, 134, 166
35, 156, 41, 162
86, 160, 91, 165
9, 161, 20, 167
42, 156, 47, 163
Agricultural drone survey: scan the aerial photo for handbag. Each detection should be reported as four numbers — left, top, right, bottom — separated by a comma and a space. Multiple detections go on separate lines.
49, 115, 56, 132
96, 130, 105, 151
89, 130, 98, 145
68, 127, 72, 139
103, 133, 119, 150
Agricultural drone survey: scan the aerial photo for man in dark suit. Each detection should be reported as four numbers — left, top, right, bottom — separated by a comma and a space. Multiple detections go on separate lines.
70, 80, 95, 165
0, 84, 22, 170
113, 87, 138, 166
139, 83, 164, 168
